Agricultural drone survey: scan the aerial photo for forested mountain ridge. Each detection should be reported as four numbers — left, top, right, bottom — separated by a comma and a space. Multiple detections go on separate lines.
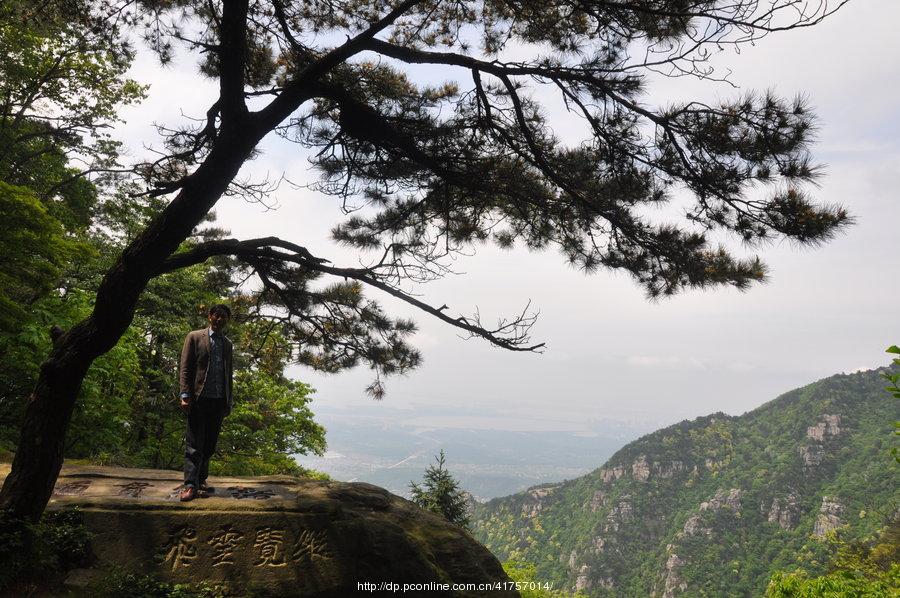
472, 367, 899, 596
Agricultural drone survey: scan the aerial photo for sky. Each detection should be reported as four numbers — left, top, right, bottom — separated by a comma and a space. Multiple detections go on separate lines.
115, 1, 900, 434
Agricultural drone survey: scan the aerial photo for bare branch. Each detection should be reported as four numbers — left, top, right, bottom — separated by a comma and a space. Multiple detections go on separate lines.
157, 237, 545, 352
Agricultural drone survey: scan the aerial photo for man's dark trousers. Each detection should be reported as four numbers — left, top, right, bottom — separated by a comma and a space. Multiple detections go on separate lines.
184, 396, 227, 488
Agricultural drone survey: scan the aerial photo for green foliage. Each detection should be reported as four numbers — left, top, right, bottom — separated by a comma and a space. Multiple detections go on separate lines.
83, 566, 286, 598
0, 1, 144, 217
0, 508, 92, 592
766, 355, 900, 598
687, 418, 734, 474
473, 369, 900, 596
88, 568, 284, 597
0, 4, 145, 341
410, 450, 471, 529
0, 204, 330, 480
214, 369, 326, 476
0, 288, 142, 458
0, 109, 330, 474
766, 520, 900, 597
767, 569, 900, 598
87, 569, 246, 598
881, 345, 900, 463
92, 571, 187, 598
0, 182, 93, 333
0, 0, 153, 462
504, 560, 589, 598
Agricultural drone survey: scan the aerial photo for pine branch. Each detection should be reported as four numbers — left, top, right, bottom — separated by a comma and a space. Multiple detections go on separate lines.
157, 237, 544, 352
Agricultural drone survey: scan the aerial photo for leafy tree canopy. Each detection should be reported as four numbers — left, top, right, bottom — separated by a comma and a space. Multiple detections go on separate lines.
0, 0, 144, 334
0, 183, 92, 333
0, 0, 145, 227
767, 521, 900, 598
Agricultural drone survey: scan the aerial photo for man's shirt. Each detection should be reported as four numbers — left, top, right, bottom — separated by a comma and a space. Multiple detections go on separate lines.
200, 328, 226, 399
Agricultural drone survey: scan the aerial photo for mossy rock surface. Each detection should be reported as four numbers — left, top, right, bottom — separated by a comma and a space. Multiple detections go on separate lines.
0, 464, 517, 597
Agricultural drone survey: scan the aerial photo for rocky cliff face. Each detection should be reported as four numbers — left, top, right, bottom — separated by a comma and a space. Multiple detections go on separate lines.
766, 491, 801, 530
473, 368, 899, 597
1, 464, 517, 598
813, 496, 846, 538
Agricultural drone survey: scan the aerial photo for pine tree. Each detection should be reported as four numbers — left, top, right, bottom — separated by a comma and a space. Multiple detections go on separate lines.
1, 0, 852, 521
410, 450, 470, 529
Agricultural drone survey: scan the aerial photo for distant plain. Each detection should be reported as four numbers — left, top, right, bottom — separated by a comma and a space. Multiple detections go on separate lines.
295, 404, 655, 500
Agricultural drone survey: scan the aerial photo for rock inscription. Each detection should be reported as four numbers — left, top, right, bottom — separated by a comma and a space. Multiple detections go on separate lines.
155, 525, 334, 573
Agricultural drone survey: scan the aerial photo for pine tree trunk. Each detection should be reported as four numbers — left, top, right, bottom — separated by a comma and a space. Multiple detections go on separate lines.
0, 328, 95, 521
0, 134, 255, 521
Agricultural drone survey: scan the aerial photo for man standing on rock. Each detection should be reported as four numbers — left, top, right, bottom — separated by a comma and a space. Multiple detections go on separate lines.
178, 304, 234, 501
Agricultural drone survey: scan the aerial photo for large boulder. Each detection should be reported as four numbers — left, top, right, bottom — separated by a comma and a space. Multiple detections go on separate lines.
0, 464, 517, 597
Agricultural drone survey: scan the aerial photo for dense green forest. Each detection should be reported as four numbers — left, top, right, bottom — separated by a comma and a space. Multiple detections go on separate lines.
473, 368, 900, 596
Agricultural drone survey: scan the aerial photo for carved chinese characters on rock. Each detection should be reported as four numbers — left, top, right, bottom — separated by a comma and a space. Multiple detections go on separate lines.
227, 486, 275, 500
117, 481, 152, 498
254, 527, 288, 567
52, 480, 91, 496
153, 525, 334, 573
156, 526, 198, 571
207, 526, 244, 567
291, 529, 333, 564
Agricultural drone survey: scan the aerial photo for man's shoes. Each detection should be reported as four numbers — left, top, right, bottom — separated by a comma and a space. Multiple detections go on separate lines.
179, 485, 196, 502
199, 482, 215, 493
